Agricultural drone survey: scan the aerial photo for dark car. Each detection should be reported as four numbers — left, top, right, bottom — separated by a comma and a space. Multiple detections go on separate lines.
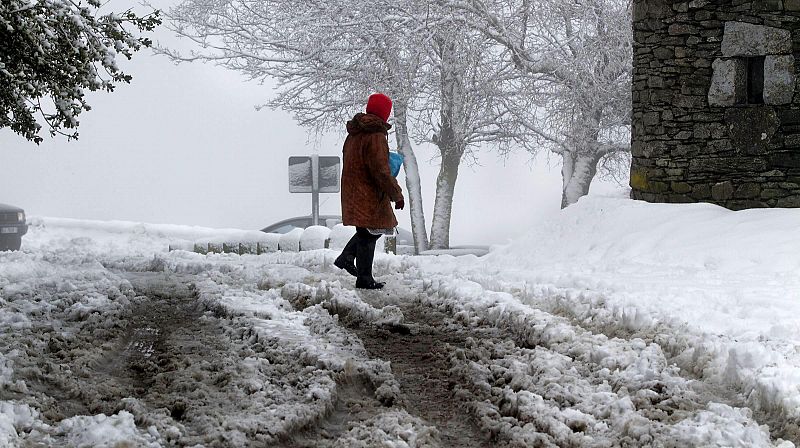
0, 203, 28, 251
261, 215, 413, 246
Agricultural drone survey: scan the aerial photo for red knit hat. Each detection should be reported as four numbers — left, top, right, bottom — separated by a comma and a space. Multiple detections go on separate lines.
366, 93, 392, 123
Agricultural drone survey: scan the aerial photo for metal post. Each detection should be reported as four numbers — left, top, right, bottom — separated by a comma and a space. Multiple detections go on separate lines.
311, 154, 320, 226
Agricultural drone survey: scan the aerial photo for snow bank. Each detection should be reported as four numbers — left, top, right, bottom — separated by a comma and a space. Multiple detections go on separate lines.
23, 217, 275, 256
329, 224, 356, 249
279, 227, 304, 251
407, 195, 800, 435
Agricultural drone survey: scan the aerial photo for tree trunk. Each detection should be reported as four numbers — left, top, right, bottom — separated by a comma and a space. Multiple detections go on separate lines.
428, 35, 468, 250
429, 149, 461, 249
560, 149, 601, 208
393, 102, 429, 254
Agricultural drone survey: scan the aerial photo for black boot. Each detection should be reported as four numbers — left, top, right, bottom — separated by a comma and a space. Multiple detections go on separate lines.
355, 227, 382, 288
355, 279, 385, 290
334, 256, 358, 277
335, 233, 359, 277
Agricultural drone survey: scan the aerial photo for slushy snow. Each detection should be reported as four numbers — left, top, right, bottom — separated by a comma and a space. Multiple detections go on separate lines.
0, 194, 797, 446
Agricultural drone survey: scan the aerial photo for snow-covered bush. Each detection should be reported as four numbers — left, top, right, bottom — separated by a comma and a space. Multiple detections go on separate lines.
0, 0, 160, 143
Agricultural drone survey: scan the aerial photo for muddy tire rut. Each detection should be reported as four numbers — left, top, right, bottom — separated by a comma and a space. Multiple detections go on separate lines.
9, 272, 344, 447
349, 301, 496, 448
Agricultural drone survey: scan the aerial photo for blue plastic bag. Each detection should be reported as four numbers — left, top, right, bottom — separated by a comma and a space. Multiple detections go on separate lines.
389, 151, 404, 177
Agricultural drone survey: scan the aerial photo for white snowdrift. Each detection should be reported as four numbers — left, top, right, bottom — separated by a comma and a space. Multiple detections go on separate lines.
407, 195, 800, 431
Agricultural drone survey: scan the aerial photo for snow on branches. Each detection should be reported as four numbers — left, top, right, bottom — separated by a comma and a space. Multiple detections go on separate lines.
0, 0, 160, 143
444, 0, 633, 207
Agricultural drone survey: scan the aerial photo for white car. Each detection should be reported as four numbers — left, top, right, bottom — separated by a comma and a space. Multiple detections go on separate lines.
260, 215, 414, 247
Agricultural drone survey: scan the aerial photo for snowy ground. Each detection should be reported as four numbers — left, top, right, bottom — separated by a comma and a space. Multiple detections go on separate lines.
0, 195, 797, 447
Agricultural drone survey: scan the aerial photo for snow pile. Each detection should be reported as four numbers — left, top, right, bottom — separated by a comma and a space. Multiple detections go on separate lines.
489, 195, 800, 280
278, 227, 305, 252
56, 411, 161, 448
23, 217, 275, 257
0, 402, 39, 447
300, 225, 332, 250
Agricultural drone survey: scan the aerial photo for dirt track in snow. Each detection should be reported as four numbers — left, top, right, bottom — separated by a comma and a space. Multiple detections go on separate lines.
289, 269, 794, 448
7, 272, 339, 446
4, 264, 793, 447
346, 301, 495, 448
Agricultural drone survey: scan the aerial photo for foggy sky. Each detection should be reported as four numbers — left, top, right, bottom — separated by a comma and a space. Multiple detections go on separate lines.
0, 0, 621, 245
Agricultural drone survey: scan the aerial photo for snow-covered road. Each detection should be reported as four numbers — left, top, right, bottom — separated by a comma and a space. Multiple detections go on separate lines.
1, 196, 798, 447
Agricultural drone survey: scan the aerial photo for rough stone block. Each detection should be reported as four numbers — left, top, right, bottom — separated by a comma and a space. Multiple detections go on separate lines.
753, 0, 784, 11
688, 0, 710, 8
769, 151, 800, 167
650, 181, 670, 193
785, 134, 800, 148
728, 199, 769, 210
721, 21, 793, 56
786, 0, 800, 10
671, 181, 693, 193
675, 95, 707, 109
691, 184, 712, 199
669, 23, 699, 35
708, 58, 745, 106
764, 55, 796, 105
634, 0, 673, 21
630, 167, 650, 191
691, 156, 769, 173
780, 110, 800, 125
712, 181, 735, 200
648, 76, 665, 88
725, 107, 779, 154
761, 188, 785, 198
734, 183, 762, 198
643, 111, 661, 126
653, 47, 675, 60
776, 195, 800, 206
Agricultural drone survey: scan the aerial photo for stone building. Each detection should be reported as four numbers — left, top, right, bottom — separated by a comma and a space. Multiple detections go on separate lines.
630, 0, 800, 209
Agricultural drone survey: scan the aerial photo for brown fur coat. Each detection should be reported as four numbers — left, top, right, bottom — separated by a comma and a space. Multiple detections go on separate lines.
341, 113, 404, 229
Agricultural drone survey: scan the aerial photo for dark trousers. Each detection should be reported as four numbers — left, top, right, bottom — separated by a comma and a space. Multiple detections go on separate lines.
339, 227, 381, 282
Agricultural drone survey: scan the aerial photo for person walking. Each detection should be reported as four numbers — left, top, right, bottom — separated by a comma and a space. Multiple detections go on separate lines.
334, 93, 405, 289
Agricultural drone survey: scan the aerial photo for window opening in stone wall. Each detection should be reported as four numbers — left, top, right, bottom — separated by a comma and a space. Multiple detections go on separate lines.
745, 56, 765, 105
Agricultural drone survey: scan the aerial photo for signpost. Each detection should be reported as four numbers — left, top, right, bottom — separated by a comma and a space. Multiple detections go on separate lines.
288, 155, 341, 226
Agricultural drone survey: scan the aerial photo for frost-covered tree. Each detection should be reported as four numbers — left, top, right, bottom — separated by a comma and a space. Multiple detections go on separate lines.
163, 0, 530, 250
0, 0, 160, 143
446, 0, 633, 207
162, 0, 432, 253
413, 27, 530, 249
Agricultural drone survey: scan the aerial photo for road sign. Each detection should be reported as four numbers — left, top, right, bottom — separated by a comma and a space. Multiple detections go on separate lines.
288, 155, 341, 225
288, 156, 340, 193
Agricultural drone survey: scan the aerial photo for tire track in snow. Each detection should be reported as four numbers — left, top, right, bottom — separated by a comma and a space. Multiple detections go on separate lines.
430, 274, 799, 445
7, 271, 359, 446
346, 298, 496, 448
281, 265, 789, 447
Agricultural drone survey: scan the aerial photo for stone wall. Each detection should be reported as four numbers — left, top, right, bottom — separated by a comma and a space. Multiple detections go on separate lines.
631, 0, 800, 209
